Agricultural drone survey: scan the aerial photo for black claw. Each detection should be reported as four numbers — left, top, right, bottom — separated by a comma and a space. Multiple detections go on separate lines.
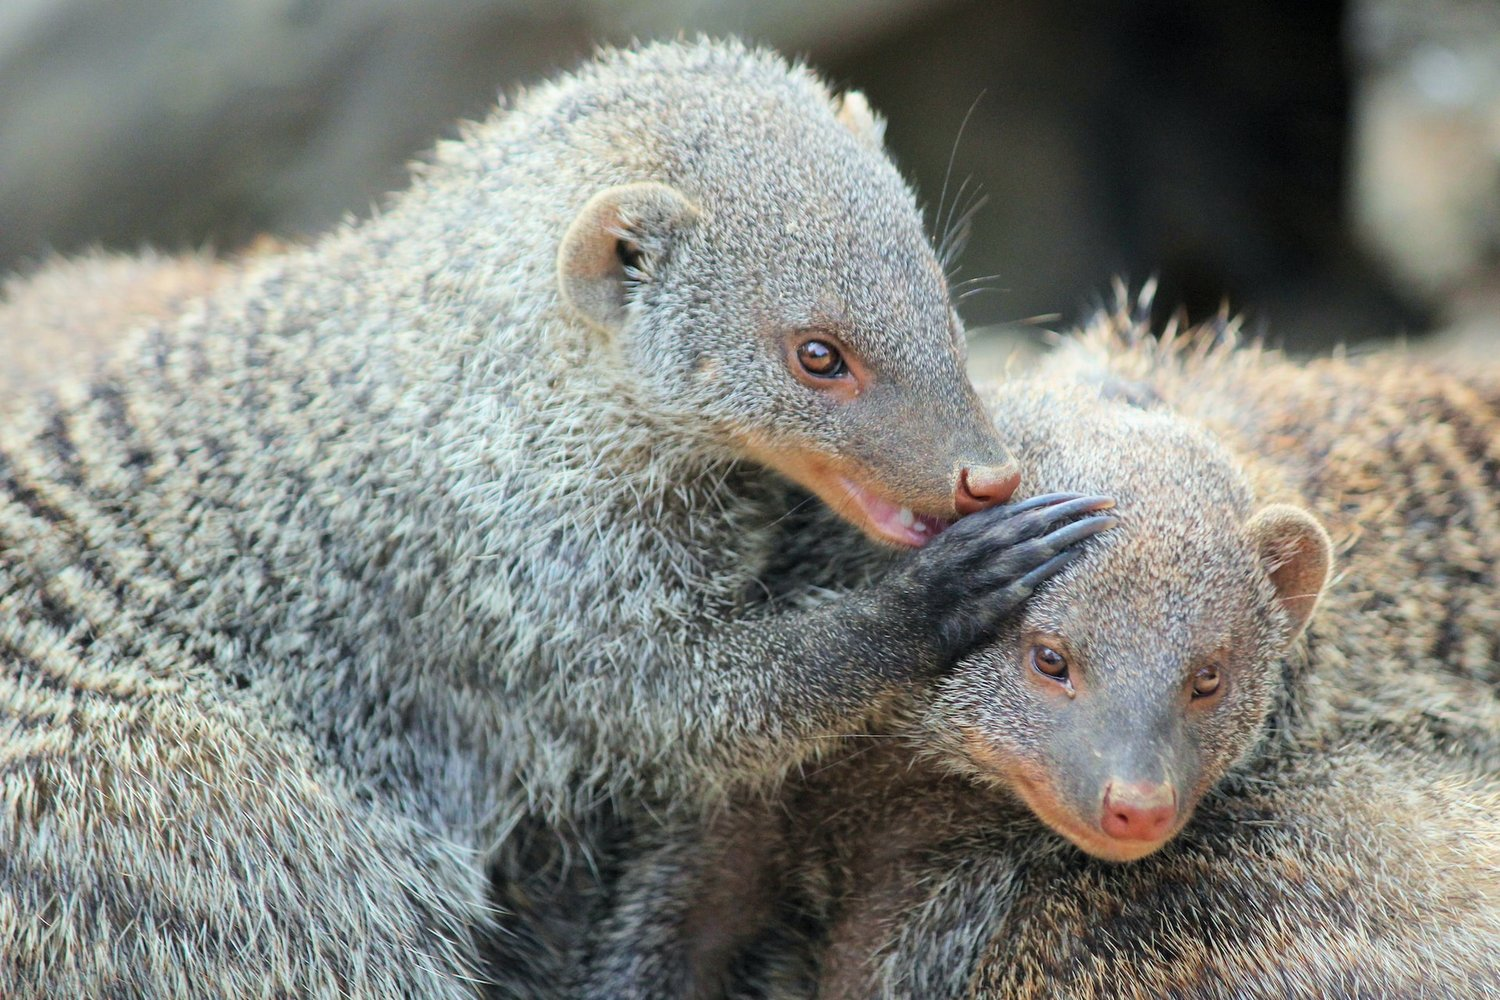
1027, 494, 1116, 526
1004, 491, 1095, 515
1013, 545, 1088, 593
967, 495, 1103, 548
970, 513, 1117, 597
1036, 514, 1120, 555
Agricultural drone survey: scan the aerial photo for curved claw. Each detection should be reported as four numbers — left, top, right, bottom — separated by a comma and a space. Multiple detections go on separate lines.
1036, 513, 1120, 555
1004, 491, 1100, 515
1013, 546, 1087, 594
973, 495, 1117, 550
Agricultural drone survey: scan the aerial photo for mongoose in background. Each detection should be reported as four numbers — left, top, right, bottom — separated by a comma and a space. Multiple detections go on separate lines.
0, 248, 237, 392
578, 356, 1333, 998
603, 302, 1500, 999
0, 40, 1113, 996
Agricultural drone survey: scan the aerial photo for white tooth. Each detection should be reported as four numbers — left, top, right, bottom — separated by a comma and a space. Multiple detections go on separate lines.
898, 507, 915, 527
913, 521, 928, 533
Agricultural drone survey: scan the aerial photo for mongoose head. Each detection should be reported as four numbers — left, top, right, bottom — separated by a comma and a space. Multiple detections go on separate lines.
552, 42, 1014, 546
928, 390, 1332, 862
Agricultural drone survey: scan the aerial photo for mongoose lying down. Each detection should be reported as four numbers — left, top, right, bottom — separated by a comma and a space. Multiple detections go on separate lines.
621, 305, 1500, 1000
584, 306, 1500, 999
0, 248, 238, 393
579, 329, 1333, 998
0, 40, 1113, 997
955, 315, 1500, 1000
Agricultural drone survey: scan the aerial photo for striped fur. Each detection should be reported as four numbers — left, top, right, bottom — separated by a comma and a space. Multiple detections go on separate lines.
0, 39, 1013, 997
583, 301, 1500, 999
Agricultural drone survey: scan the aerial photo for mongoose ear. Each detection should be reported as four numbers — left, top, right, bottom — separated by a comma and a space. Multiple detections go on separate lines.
1245, 504, 1333, 642
834, 90, 886, 151
556, 182, 700, 334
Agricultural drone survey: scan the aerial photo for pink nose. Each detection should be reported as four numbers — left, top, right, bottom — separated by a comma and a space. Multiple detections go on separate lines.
954, 465, 1022, 516
1100, 780, 1178, 842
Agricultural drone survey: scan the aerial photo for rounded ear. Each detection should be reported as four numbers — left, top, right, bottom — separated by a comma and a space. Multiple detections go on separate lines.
556, 182, 699, 334
834, 90, 886, 151
1244, 503, 1333, 641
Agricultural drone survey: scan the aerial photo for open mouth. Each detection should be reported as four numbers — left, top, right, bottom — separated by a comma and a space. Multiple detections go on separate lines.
835, 476, 953, 548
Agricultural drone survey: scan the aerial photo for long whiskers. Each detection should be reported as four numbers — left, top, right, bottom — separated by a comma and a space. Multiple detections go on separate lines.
934, 91, 988, 275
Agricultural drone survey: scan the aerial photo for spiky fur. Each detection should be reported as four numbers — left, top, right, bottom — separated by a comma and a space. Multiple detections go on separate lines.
0, 248, 239, 392
581, 298, 1500, 999
0, 40, 1029, 996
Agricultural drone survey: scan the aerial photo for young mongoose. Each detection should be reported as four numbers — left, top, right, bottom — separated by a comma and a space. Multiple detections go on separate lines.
601, 304, 1500, 999
948, 313, 1500, 999
579, 357, 1334, 998
0, 41, 1110, 996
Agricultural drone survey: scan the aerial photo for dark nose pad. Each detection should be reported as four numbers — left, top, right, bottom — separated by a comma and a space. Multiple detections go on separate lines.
954, 465, 1022, 516
1100, 780, 1178, 842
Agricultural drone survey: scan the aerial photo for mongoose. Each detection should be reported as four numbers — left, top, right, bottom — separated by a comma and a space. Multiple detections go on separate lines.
578, 354, 1334, 998
0, 41, 1112, 996
0, 248, 236, 393
591, 302, 1500, 999
956, 311, 1500, 999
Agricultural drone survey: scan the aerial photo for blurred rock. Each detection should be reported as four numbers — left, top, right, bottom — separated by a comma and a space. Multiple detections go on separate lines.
0, 0, 943, 270
6, 0, 1492, 360
1348, 0, 1500, 304
826, 0, 1426, 351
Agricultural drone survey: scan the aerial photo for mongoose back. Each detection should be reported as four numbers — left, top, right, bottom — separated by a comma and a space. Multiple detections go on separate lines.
579, 369, 1332, 998
0, 248, 235, 392
612, 305, 1500, 999
0, 40, 1109, 996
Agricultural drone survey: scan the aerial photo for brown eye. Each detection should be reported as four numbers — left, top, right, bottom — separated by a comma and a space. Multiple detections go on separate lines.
1031, 644, 1069, 680
1192, 665, 1222, 699
796, 339, 848, 378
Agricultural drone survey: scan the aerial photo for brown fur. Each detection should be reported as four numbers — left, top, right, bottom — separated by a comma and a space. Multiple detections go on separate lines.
0, 248, 258, 393
798, 305, 1500, 998
584, 298, 1500, 999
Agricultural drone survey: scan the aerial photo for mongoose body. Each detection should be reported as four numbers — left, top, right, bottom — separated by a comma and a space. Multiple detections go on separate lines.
0, 249, 236, 392
585, 305, 1500, 999
955, 316, 1500, 998
580, 347, 1332, 997
0, 41, 1109, 996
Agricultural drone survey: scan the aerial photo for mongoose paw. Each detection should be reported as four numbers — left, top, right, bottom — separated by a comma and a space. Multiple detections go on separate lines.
902, 492, 1117, 667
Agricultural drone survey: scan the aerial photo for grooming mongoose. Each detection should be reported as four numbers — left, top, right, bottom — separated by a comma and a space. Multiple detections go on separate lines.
0, 40, 1112, 996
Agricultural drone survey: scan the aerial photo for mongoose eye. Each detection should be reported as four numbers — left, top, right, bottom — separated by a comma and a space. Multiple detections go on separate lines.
1030, 644, 1069, 680
1191, 664, 1222, 698
796, 339, 849, 379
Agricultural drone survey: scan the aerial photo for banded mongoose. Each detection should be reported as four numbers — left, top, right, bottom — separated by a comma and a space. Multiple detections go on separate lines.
579, 347, 1333, 999
0, 40, 1112, 997
955, 313, 1500, 999
0, 248, 236, 392
602, 304, 1500, 999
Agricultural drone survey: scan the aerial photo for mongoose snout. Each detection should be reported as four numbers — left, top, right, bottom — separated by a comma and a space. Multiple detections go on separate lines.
954, 464, 1022, 516
1099, 778, 1178, 843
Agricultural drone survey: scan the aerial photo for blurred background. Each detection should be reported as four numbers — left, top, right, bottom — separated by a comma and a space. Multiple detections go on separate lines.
3, 0, 1499, 367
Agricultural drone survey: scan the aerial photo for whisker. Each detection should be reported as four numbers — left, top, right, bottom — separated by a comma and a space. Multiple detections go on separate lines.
942, 189, 990, 273
934, 90, 987, 264
950, 272, 1005, 293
